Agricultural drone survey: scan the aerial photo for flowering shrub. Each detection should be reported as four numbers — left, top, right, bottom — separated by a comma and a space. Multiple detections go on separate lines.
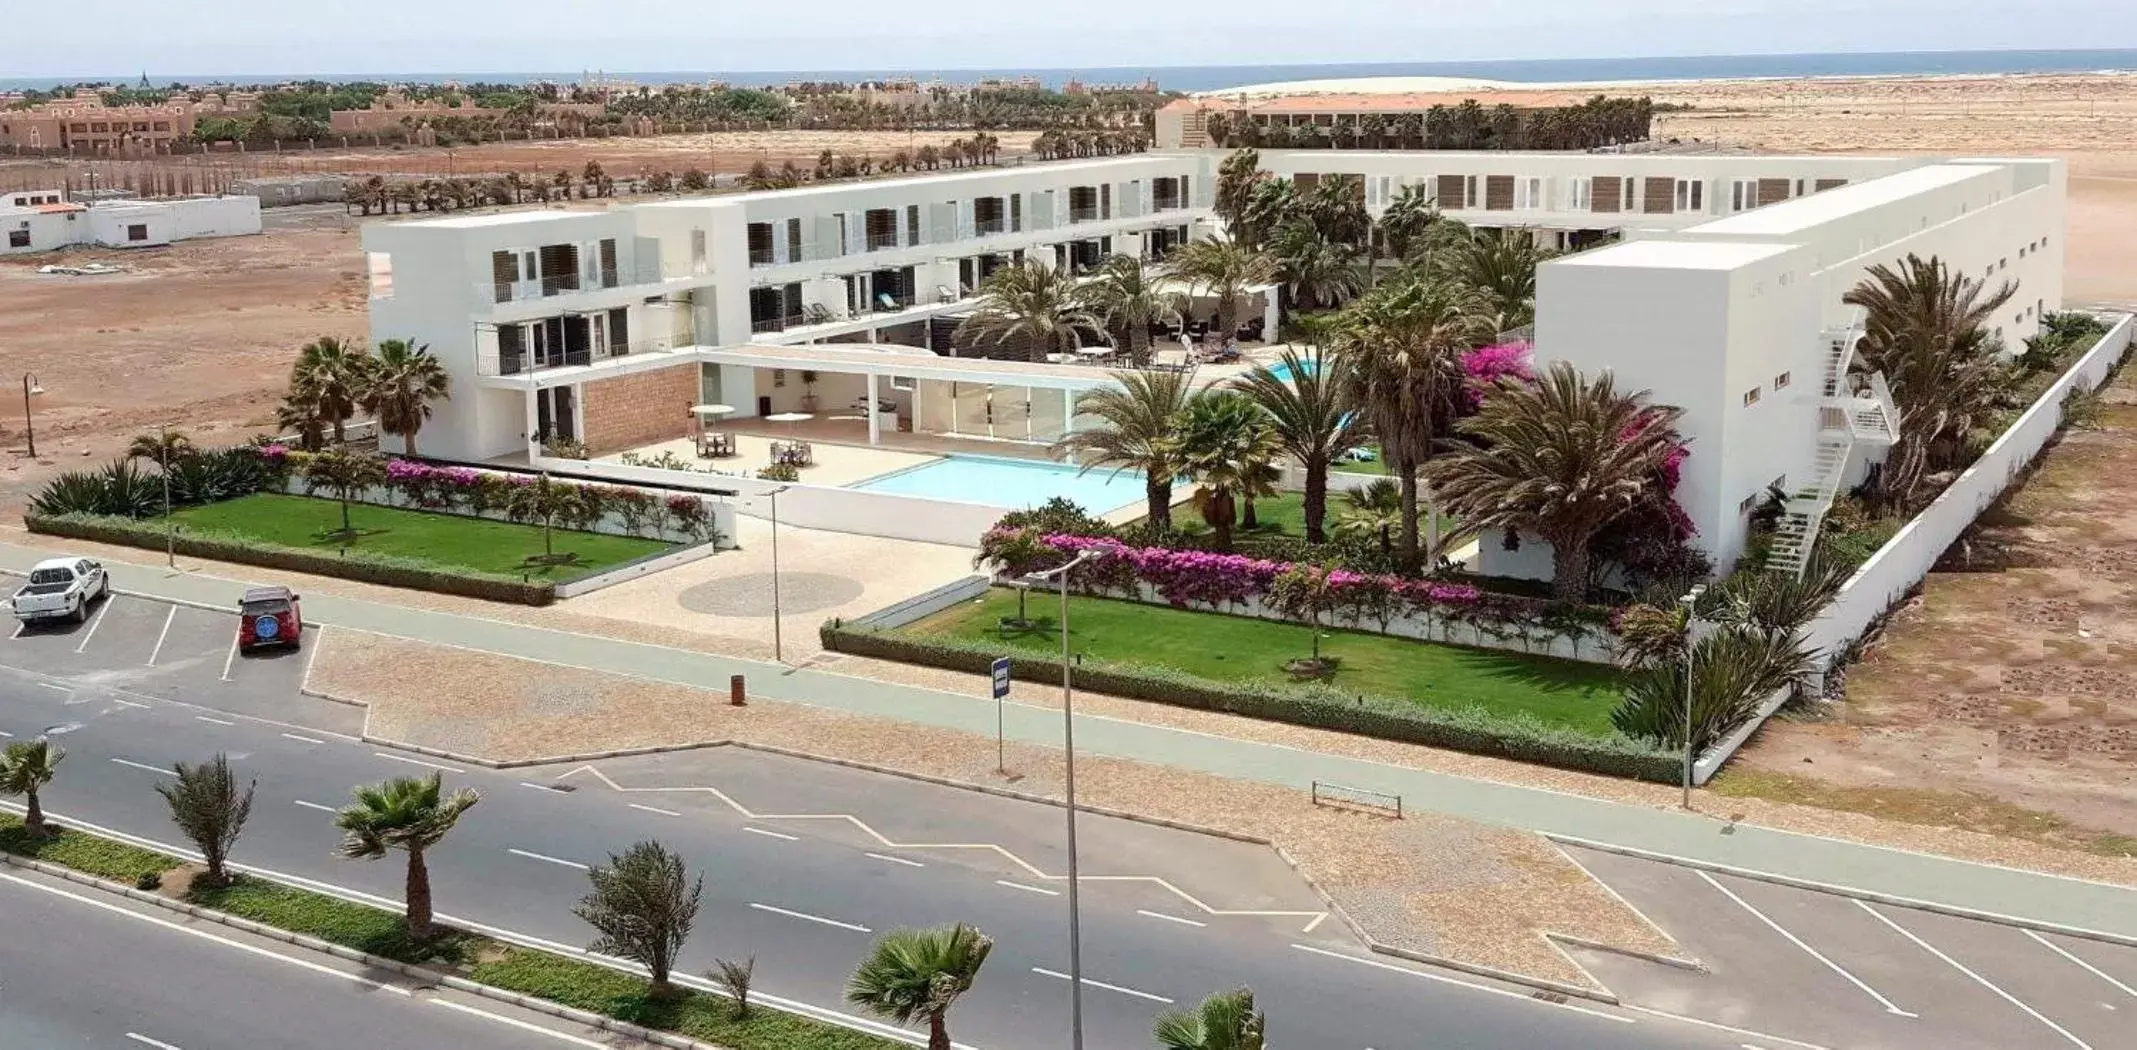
1461, 342, 1536, 407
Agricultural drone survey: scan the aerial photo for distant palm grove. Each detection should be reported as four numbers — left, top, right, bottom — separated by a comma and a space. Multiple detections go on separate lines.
1202, 95, 1657, 152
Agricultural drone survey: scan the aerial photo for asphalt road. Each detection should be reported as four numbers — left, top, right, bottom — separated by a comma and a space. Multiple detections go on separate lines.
0, 864, 624, 1050
0, 607, 1762, 1050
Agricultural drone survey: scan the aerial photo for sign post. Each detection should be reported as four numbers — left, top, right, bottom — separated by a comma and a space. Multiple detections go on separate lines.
990, 656, 1012, 775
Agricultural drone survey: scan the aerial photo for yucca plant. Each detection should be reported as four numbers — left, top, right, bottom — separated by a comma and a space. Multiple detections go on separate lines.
96, 460, 165, 518
29, 471, 115, 517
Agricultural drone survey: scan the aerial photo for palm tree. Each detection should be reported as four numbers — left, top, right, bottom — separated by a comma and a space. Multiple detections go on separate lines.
1335, 274, 1494, 572
1378, 181, 1441, 267
333, 773, 479, 940
300, 448, 388, 541
361, 339, 451, 459
1213, 149, 1266, 241
155, 753, 255, 887
1842, 253, 2018, 510
1076, 254, 1184, 364
126, 428, 193, 463
847, 923, 993, 1050
1335, 477, 1403, 557
1055, 369, 1191, 530
289, 336, 371, 445
0, 738, 63, 838
1163, 239, 1277, 345
274, 396, 327, 452
574, 840, 702, 999
1155, 988, 1266, 1050
1165, 391, 1283, 551
1427, 361, 1686, 603
955, 260, 1091, 362
1272, 225, 1364, 312
1437, 229, 1557, 332
1233, 347, 1363, 542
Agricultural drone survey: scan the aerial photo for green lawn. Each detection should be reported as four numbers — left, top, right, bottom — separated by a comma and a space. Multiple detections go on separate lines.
907, 589, 1625, 736
171, 493, 674, 578
1164, 489, 1451, 545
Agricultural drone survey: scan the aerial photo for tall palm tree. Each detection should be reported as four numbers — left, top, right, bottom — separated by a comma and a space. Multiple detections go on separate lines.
1842, 253, 2017, 510
1437, 229, 1557, 332
361, 339, 451, 459
955, 260, 1091, 362
1055, 369, 1192, 530
333, 773, 480, 940
1163, 238, 1278, 346
289, 336, 371, 445
1427, 361, 1685, 604
1164, 391, 1283, 551
1076, 254, 1184, 365
0, 738, 63, 838
1335, 274, 1494, 572
1155, 988, 1266, 1050
847, 923, 993, 1050
1378, 181, 1441, 267
1213, 149, 1266, 241
1233, 347, 1363, 542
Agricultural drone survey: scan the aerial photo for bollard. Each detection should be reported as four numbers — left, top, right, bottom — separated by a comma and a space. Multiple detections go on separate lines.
730, 674, 747, 706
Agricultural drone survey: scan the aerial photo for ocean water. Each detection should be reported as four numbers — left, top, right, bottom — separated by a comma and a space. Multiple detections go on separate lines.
10, 49, 2137, 94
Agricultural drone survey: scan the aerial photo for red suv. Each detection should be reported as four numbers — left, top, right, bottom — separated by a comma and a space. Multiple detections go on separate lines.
238, 586, 303, 652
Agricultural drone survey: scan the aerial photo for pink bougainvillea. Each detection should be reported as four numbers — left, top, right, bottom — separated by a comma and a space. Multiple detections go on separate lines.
1037, 534, 1500, 620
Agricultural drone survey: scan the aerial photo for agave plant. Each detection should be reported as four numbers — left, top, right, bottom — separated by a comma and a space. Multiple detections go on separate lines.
29, 471, 115, 517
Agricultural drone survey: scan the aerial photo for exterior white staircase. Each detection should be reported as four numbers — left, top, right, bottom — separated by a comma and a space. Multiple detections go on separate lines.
1769, 320, 1900, 578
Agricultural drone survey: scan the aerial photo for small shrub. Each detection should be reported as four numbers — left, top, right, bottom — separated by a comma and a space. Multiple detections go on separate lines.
542, 435, 591, 460
136, 871, 164, 890
756, 462, 799, 483
710, 956, 754, 1020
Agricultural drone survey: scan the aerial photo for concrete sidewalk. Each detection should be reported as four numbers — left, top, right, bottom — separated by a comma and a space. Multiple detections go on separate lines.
10, 540, 2134, 941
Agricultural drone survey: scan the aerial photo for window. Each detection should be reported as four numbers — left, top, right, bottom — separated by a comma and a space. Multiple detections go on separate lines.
126, 223, 148, 242
1739, 494, 1758, 515
1515, 176, 1545, 210
1742, 386, 1761, 407
1566, 177, 1591, 211
8, 229, 27, 248
1729, 178, 1758, 213
366, 252, 393, 299
689, 228, 706, 270
1675, 179, 1704, 212
1773, 371, 1791, 390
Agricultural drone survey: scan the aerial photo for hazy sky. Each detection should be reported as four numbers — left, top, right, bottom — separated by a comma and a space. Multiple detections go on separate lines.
10, 1, 2134, 78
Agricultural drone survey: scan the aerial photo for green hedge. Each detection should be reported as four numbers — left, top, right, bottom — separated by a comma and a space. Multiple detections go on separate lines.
25, 512, 557, 606
822, 623, 1680, 783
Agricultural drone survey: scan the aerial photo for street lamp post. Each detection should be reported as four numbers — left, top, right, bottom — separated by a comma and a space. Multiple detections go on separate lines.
765, 484, 790, 663
1680, 584, 1707, 810
159, 427, 175, 568
1024, 548, 1099, 1050
21, 374, 43, 459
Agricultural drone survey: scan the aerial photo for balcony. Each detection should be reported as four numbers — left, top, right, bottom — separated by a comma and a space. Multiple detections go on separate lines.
1069, 207, 1100, 224
478, 262, 664, 305
748, 247, 777, 267
478, 333, 691, 378
866, 231, 903, 252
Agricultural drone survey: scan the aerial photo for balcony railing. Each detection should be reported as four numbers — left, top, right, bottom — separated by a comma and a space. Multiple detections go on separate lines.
748, 247, 777, 266
478, 333, 691, 377
1069, 207, 1100, 223
866, 231, 902, 252
478, 262, 665, 305
751, 314, 805, 334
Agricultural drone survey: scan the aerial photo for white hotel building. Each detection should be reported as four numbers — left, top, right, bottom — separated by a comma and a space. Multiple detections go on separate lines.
362, 147, 2064, 573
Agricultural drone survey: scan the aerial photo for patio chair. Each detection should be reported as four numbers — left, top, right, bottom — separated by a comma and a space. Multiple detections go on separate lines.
804, 302, 834, 324
937, 284, 958, 303
1237, 317, 1266, 342
876, 291, 900, 312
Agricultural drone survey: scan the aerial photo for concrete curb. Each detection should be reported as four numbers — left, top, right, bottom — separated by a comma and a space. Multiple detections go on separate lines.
1368, 939, 1620, 1005
0, 851, 729, 1050
1549, 832, 2137, 950
1544, 932, 1706, 974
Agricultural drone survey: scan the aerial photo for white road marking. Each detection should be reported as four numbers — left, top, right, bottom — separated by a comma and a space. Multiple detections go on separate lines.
36, 682, 69, 693
0, 869, 410, 997
293, 800, 337, 813
2028, 930, 2137, 999
426, 996, 609, 1048
518, 781, 563, 793
10, 621, 25, 640
1301, 912, 1329, 934
146, 605, 176, 665
748, 902, 871, 933
373, 751, 464, 774
996, 879, 1059, 897
280, 732, 324, 745
111, 697, 150, 710
1030, 967, 1175, 1004
1700, 872, 1917, 1017
218, 634, 239, 682
1291, 943, 1636, 1024
1858, 901, 2092, 1048
743, 826, 799, 841
195, 715, 235, 726
74, 598, 114, 653
0, 730, 11, 737
865, 852, 925, 868
1137, 909, 1207, 928
126, 1034, 183, 1050
506, 848, 589, 871
111, 757, 175, 776
628, 803, 681, 817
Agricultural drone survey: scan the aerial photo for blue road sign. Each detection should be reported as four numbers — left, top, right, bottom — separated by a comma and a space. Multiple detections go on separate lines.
990, 656, 1012, 699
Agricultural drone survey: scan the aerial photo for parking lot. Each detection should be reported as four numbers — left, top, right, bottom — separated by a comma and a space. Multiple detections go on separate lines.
0, 591, 360, 737
1561, 844, 2137, 1050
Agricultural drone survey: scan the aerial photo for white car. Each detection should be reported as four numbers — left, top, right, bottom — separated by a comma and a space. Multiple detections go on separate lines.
12, 557, 111, 623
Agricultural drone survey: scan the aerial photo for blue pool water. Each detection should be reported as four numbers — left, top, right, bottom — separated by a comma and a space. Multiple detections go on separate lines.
1267, 359, 1320, 383
852, 454, 1146, 512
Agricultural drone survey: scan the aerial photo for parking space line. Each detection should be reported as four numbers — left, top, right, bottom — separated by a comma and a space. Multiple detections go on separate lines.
374, 752, 465, 774
195, 715, 235, 726
146, 605, 177, 665
1859, 902, 2092, 1048
506, 848, 589, 871
1292, 943, 1635, 1023
1031, 967, 1174, 1004
111, 757, 175, 776
1137, 909, 1207, 928
73, 598, 115, 653
997, 879, 1059, 897
865, 852, 924, 868
1698, 872, 1917, 1017
218, 634, 239, 682
2027, 930, 2137, 999
125, 1033, 183, 1050
10, 621, 25, 640
748, 902, 870, 932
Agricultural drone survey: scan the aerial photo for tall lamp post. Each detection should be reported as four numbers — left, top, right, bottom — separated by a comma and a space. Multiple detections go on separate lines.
159, 426, 176, 568
1024, 548, 1100, 1050
764, 484, 790, 663
21, 374, 43, 459
1680, 584, 1707, 810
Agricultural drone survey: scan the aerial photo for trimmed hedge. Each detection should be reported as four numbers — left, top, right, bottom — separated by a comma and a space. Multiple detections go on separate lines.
26, 512, 557, 606
822, 623, 1680, 783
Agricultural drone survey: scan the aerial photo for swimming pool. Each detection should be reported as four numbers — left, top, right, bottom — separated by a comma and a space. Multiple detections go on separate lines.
851, 454, 1146, 513
1267, 358, 1321, 383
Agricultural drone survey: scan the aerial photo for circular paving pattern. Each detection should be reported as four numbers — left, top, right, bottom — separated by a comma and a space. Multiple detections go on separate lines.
677, 572, 866, 617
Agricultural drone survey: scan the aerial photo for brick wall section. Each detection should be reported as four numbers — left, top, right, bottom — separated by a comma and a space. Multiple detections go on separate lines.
580, 363, 698, 456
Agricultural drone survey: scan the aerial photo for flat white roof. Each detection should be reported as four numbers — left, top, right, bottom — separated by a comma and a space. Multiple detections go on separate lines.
638, 156, 1176, 211
412, 208, 610, 229
1685, 164, 1994, 238
1552, 239, 1797, 271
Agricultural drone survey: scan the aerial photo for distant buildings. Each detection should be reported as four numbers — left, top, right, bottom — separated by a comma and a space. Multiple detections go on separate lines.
1, 187, 261, 254
0, 92, 210, 153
